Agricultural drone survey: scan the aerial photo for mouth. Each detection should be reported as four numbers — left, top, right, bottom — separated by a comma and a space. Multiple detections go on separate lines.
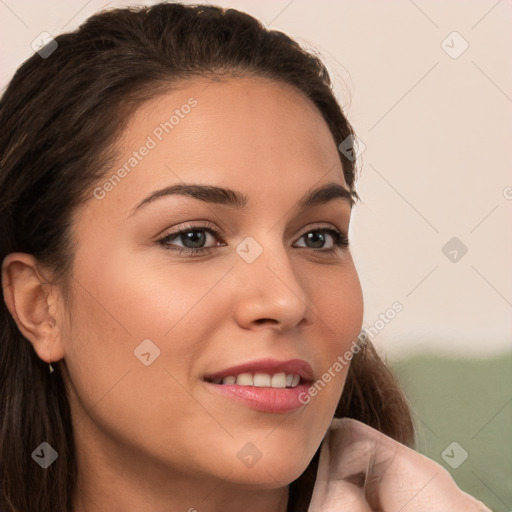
204, 372, 304, 388
203, 358, 314, 413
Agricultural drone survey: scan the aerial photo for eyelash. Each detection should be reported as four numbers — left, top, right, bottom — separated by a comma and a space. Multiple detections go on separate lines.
157, 221, 349, 256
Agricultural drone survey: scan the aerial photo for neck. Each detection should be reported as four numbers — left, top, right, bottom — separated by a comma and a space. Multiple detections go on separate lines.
73, 473, 290, 512
71, 419, 290, 512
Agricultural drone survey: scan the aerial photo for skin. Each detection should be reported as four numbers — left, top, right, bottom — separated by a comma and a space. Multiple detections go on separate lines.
2, 77, 364, 512
310, 418, 492, 512
1, 77, 493, 511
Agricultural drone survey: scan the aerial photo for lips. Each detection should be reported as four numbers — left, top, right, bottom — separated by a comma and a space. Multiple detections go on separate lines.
202, 358, 314, 413
203, 358, 314, 383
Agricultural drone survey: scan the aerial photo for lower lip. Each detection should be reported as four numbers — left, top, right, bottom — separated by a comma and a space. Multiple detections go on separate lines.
204, 381, 311, 413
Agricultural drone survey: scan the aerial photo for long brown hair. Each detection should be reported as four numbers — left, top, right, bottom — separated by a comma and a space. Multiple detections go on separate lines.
0, 3, 415, 511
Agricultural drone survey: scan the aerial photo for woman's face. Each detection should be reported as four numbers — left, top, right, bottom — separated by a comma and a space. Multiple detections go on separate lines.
59, 77, 363, 494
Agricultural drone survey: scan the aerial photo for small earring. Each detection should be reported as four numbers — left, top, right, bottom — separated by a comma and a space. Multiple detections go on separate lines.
49, 363, 55, 374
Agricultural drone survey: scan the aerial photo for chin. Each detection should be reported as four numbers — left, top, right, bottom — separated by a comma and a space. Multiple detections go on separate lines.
226, 462, 309, 490
220, 441, 315, 489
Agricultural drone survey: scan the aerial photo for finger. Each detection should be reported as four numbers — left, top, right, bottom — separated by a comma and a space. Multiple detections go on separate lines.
308, 420, 374, 512
324, 418, 482, 511
333, 418, 446, 509
324, 418, 400, 480
311, 418, 398, 511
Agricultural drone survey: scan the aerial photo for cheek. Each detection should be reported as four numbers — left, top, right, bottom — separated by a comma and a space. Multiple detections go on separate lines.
69, 242, 231, 344
311, 261, 364, 351
304, 263, 364, 404
61, 258, 219, 465
62, 247, 232, 417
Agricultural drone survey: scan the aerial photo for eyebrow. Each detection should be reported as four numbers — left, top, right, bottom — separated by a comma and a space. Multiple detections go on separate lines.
130, 181, 354, 216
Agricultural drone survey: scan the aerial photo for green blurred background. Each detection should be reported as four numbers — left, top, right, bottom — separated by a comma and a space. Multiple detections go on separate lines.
391, 354, 512, 512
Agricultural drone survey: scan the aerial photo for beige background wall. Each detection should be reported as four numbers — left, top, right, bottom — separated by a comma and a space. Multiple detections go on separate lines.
1, 0, 511, 360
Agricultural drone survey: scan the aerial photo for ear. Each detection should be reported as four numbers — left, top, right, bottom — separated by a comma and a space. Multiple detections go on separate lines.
1, 252, 65, 364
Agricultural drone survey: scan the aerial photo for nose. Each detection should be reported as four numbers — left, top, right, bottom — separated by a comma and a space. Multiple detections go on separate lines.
232, 236, 318, 332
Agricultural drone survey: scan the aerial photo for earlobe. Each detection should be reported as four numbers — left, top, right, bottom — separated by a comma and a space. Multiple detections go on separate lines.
1, 252, 65, 364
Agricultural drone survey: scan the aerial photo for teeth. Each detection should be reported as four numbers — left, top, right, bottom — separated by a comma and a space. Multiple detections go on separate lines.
217, 372, 301, 388
271, 373, 287, 388
254, 373, 271, 387
236, 373, 253, 386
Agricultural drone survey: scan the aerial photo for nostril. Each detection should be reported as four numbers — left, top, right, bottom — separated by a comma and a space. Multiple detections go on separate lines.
254, 318, 276, 325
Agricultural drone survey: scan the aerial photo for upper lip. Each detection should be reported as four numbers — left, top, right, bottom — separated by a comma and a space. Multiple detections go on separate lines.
203, 358, 314, 382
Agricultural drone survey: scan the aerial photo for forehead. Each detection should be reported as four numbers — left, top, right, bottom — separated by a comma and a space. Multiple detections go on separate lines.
88, 76, 348, 219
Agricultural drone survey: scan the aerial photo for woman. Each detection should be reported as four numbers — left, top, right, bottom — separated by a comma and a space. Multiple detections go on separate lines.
0, 3, 492, 511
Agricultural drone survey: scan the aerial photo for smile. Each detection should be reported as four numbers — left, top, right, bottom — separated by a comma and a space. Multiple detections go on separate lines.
203, 358, 313, 413
205, 372, 301, 388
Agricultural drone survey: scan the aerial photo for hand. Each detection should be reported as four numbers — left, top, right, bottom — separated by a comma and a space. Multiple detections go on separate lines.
308, 418, 492, 512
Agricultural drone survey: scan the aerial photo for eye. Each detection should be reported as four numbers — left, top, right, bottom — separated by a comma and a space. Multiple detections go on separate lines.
157, 222, 224, 255
157, 222, 349, 256
294, 227, 349, 251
